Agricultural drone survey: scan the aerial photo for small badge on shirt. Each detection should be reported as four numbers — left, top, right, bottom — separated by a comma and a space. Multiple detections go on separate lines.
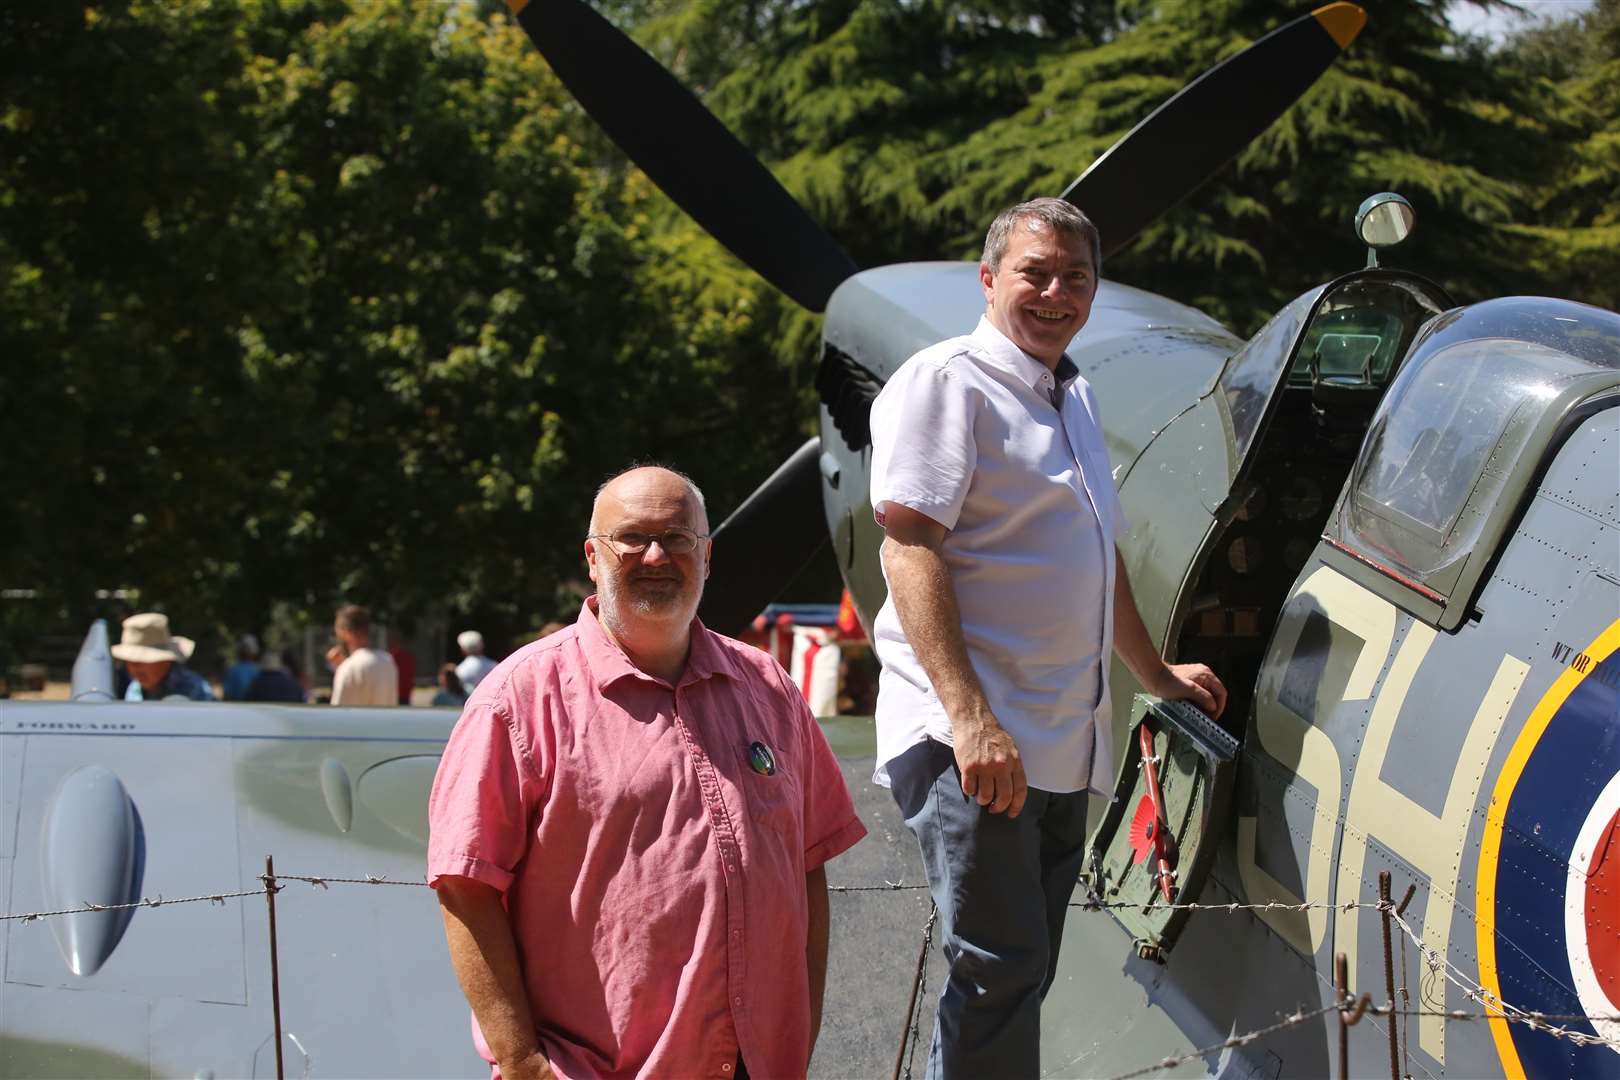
747, 741, 776, 777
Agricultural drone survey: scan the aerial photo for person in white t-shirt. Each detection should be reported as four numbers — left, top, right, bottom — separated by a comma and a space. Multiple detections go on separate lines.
454, 630, 498, 691
328, 604, 399, 706
869, 198, 1228, 1079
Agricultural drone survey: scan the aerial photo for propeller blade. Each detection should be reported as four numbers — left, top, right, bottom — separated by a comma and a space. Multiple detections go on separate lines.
506, 0, 859, 312
1062, 2, 1366, 259
698, 438, 828, 636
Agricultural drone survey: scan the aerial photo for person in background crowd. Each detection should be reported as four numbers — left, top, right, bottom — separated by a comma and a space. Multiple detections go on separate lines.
328, 604, 399, 706
245, 649, 306, 703
454, 629, 497, 692
740, 613, 770, 652
222, 633, 261, 701
388, 636, 418, 705
430, 663, 466, 707
429, 465, 866, 1079
112, 613, 214, 702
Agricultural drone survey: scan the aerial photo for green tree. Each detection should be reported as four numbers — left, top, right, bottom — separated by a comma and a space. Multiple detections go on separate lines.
0, 0, 809, 667
611, 0, 1609, 333
4, 0, 1610, 673
1496, 0, 1620, 311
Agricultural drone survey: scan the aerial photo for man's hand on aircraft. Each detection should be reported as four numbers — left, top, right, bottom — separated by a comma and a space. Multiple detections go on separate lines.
1151, 663, 1228, 721
951, 710, 1029, 817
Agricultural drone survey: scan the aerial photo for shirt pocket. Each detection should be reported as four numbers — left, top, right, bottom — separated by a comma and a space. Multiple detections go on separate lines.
735, 740, 802, 844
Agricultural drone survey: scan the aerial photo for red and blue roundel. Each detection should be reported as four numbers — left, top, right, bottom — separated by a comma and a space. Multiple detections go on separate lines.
1568, 768, 1620, 1054
1478, 622, 1620, 1079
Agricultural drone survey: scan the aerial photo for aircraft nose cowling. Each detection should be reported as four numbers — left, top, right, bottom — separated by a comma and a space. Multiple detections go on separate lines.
40, 764, 141, 976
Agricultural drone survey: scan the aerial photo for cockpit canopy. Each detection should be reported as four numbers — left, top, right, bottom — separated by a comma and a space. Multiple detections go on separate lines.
1332, 296, 1620, 625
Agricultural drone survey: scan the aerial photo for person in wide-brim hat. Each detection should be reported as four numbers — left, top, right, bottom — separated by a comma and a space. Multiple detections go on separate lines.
112, 613, 213, 701
111, 612, 195, 664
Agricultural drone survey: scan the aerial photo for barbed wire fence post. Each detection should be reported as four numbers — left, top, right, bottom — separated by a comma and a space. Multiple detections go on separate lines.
261, 855, 285, 1080
1337, 952, 1350, 1080
1394, 881, 1417, 1078
1335, 951, 1372, 1080
892, 902, 937, 1080
1377, 872, 1400, 1080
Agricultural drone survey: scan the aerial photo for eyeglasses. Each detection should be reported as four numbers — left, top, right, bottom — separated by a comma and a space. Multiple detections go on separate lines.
588, 527, 708, 556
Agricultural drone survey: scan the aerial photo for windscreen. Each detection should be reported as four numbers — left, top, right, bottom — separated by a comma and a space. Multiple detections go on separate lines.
1220, 287, 1325, 458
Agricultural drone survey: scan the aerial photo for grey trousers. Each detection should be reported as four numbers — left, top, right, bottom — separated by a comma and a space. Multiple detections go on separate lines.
888, 738, 1091, 1080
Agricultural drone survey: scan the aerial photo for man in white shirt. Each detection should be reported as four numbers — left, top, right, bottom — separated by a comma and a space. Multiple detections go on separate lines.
454, 630, 497, 692
329, 604, 399, 706
869, 198, 1227, 1078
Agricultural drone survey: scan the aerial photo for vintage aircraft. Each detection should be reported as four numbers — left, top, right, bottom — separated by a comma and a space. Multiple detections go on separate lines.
4, 0, 1617, 1076
516, 0, 1620, 1072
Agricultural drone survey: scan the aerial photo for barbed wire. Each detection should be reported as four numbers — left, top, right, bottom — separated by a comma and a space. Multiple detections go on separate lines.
1073, 895, 1370, 913
0, 872, 436, 922
829, 881, 927, 894
1098, 1000, 1349, 1080
6, 869, 1616, 1062
1072, 884, 1620, 1043
1386, 905, 1620, 1052
278, 873, 429, 889
1393, 1008, 1619, 1024
0, 887, 271, 922
0, 876, 1406, 922
1398, 911, 1413, 1079
900, 904, 937, 1080
1099, 998, 1620, 1080
0, 873, 925, 918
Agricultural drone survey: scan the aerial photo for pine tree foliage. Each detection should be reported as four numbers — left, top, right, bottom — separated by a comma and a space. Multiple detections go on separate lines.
609, 0, 1614, 333
1497, 0, 1620, 312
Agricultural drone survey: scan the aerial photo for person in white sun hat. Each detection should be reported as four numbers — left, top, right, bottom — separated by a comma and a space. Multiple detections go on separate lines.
111, 612, 215, 702
454, 629, 497, 692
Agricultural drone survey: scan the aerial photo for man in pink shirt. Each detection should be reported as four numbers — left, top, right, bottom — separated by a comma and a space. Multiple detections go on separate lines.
429, 466, 867, 1080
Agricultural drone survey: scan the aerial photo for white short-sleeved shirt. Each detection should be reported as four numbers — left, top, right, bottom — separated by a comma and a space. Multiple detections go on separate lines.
456, 653, 497, 692
869, 316, 1126, 794
331, 647, 399, 706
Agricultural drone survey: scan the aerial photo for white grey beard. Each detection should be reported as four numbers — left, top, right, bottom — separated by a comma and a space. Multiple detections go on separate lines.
599, 573, 702, 627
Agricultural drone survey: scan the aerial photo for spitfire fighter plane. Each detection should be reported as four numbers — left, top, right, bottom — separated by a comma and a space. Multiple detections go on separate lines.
4, 1, 1617, 1076
519, 0, 1619, 1070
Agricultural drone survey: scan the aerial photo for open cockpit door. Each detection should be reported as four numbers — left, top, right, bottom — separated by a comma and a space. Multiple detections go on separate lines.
1158, 272, 1453, 733
1216, 270, 1454, 510
1080, 696, 1240, 962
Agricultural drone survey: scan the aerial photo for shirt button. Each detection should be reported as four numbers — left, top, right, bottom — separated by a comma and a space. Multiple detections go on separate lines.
721, 1064, 732, 1074
726, 863, 736, 872
734, 996, 743, 1005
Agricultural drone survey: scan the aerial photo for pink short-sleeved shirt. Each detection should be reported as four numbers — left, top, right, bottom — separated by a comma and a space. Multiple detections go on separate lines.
427, 599, 867, 1080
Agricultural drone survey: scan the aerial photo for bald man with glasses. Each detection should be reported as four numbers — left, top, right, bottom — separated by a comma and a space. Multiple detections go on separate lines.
429, 465, 866, 1080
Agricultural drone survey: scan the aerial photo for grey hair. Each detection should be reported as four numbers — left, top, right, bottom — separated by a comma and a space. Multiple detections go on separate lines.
982, 198, 1101, 276
590, 463, 708, 532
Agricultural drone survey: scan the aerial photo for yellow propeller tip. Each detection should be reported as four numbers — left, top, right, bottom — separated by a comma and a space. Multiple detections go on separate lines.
1312, 2, 1366, 50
